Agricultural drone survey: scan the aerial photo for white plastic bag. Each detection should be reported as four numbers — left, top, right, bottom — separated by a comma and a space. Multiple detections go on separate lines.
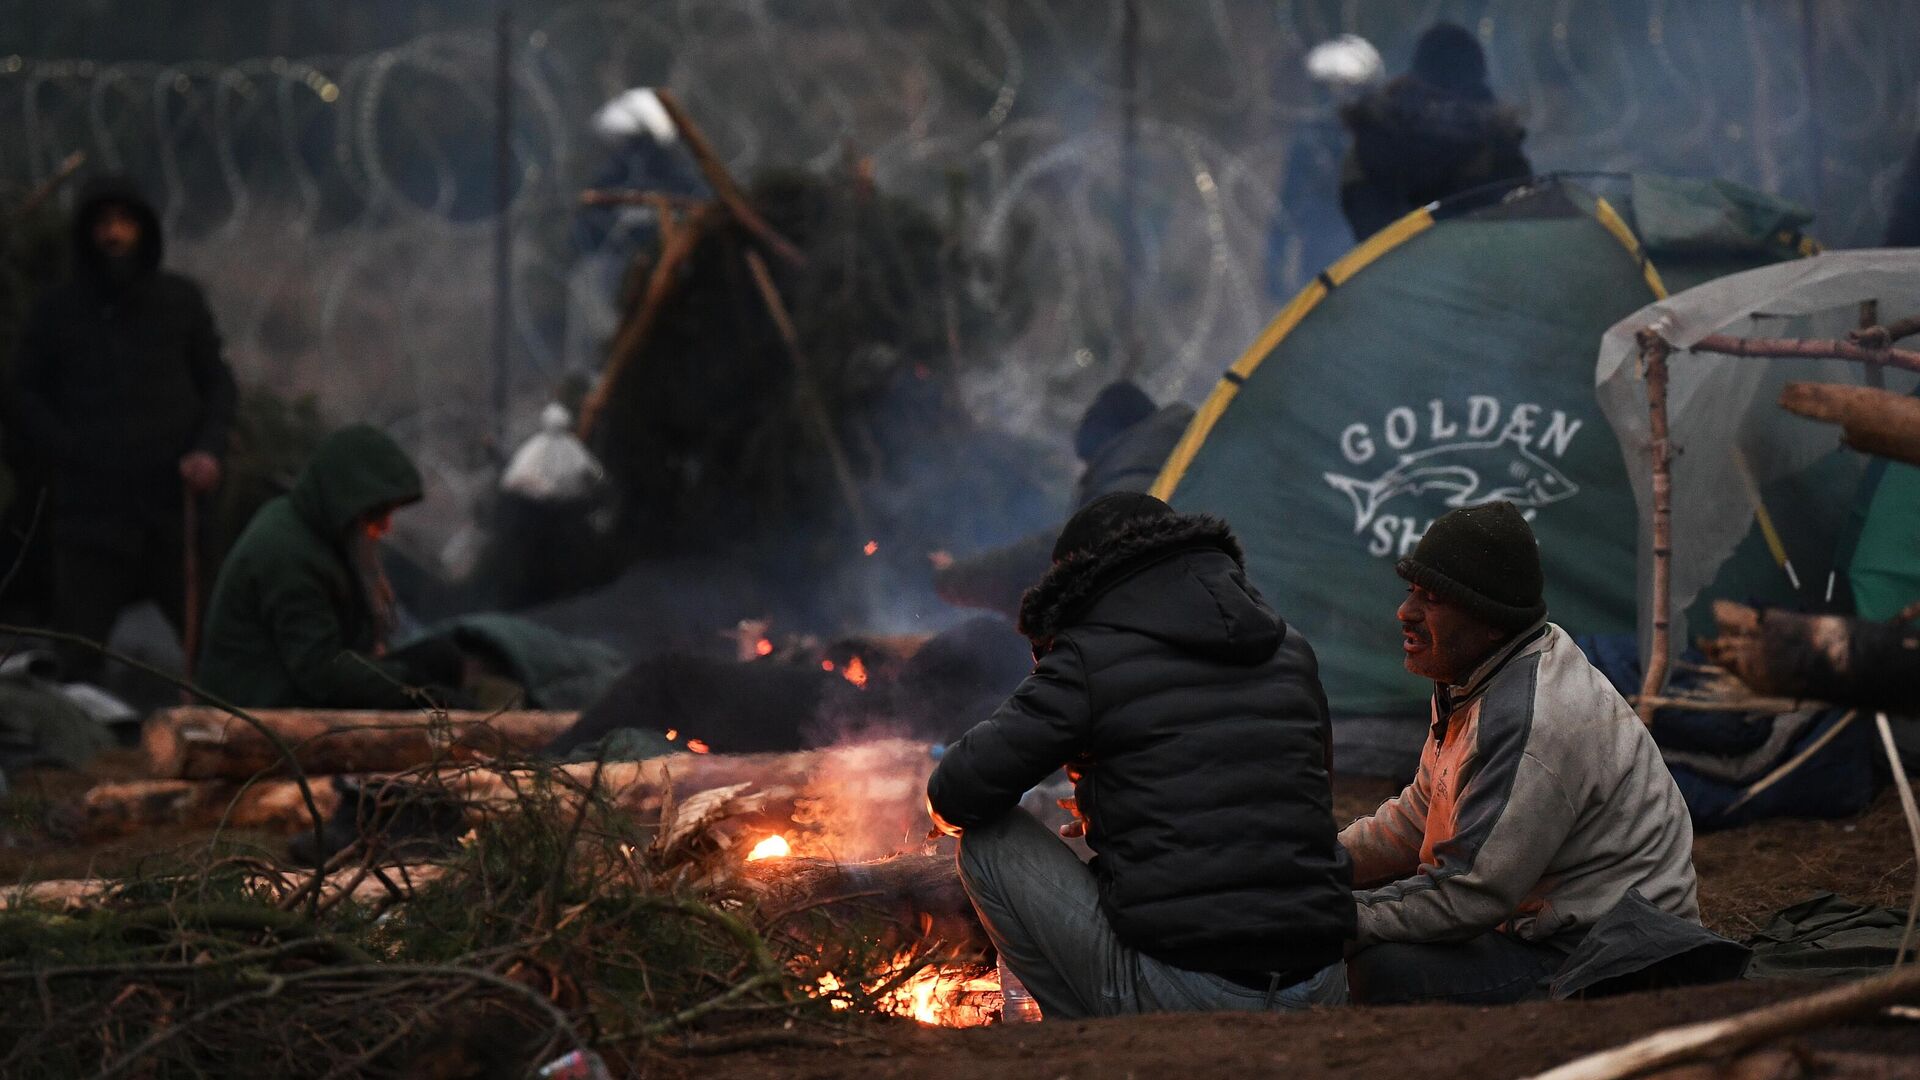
501, 403, 606, 502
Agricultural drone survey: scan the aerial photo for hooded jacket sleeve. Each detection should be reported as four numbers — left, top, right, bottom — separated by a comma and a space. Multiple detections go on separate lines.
926, 641, 1091, 829
258, 570, 423, 710
1338, 753, 1433, 889
1350, 685, 1579, 945
179, 280, 237, 458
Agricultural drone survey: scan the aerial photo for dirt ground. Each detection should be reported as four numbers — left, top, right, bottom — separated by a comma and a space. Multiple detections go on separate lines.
5, 764, 1918, 1078
676, 779, 1920, 1080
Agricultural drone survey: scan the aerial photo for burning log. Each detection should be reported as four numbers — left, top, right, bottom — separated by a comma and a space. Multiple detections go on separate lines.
142, 708, 581, 780
746, 852, 988, 959
1703, 600, 1920, 712
1778, 381, 1920, 467
59, 740, 937, 855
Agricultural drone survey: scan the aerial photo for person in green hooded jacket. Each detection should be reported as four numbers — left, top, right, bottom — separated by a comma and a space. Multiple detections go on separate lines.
197, 424, 460, 709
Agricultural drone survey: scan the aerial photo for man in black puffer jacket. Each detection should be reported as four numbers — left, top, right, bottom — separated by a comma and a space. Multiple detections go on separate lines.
928, 493, 1353, 1017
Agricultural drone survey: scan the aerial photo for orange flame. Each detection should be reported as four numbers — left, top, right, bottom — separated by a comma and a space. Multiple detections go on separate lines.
746, 834, 791, 861
664, 729, 678, 741
808, 953, 1000, 1026
754, 637, 774, 657
814, 971, 851, 1011
821, 659, 836, 672
686, 738, 710, 754
863, 540, 879, 556
842, 656, 868, 689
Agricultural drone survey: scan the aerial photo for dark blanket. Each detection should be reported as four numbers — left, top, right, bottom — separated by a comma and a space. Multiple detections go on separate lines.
1550, 889, 1751, 998
1745, 893, 1918, 980
1571, 633, 1879, 831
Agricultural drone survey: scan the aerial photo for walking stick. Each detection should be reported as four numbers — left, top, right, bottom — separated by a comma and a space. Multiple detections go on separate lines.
180, 486, 201, 698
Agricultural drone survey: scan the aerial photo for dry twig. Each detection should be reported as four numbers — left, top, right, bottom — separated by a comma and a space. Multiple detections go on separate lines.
1874, 712, 1920, 966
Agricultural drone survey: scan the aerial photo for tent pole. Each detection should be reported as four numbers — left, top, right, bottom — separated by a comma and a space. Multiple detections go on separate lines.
1636, 329, 1673, 725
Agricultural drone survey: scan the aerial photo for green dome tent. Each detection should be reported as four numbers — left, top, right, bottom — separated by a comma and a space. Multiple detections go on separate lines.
1153, 175, 1813, 725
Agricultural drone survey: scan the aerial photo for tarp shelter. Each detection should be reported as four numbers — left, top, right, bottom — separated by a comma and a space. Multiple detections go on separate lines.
1152, 175, 1812, 728
1595, 249, 1920, 660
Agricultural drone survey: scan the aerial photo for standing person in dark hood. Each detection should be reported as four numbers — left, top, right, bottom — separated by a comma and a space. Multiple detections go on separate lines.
1338, 22, 1531, 241
197, 425, 465, 709
932, 380, 1194, 620
8, 177, 236, 676
928, 493, 1353, 1017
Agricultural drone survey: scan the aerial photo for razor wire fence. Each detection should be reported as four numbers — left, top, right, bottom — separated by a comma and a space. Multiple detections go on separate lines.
2, 0, 1916, 552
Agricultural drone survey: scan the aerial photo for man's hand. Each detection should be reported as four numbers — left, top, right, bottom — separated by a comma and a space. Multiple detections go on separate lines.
179, 451, 222, 494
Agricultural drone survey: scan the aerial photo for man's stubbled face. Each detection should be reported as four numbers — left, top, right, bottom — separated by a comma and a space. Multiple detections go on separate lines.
91, 204, 142, 261
1397, 584, 1507, 685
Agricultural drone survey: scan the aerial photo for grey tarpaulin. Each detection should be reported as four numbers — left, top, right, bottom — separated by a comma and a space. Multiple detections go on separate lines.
1549, 889, 1752, 998
1595, 250, 1920, 669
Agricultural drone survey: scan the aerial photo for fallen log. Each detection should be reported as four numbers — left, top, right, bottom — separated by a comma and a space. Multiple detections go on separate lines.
61, 740, 937, 854
1703, 600, 1920, 712
453, 738, 936, 864
50, 776, 346, 842
142, 708, 580, 780
0, 862, 442, 912
745, 851, 984, 957
1779, 381, 1920, 467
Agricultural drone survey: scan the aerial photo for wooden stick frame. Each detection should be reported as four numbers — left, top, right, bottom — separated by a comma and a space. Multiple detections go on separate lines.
1634, 314, 1919, 723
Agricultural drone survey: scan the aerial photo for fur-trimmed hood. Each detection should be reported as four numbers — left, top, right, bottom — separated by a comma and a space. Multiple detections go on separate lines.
1018, 512, 1284, 664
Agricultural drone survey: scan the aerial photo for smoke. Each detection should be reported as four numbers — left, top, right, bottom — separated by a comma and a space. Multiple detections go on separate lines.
8, 0, 1918, 647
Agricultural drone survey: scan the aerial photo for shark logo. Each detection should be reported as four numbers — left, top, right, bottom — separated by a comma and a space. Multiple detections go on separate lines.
1323, 435, 1579, 534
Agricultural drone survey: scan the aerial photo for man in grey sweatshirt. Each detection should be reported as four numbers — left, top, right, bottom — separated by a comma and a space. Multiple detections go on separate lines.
1341, 501, 1700, 1004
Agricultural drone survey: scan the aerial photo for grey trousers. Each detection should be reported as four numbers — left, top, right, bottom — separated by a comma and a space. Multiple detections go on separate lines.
956, 809, 1347, 1019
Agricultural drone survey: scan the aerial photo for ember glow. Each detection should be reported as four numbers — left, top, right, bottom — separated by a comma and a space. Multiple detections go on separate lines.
754, 637, 774, 656
821, 659, 836, 672
842, 656, 868, 689
863, 540, 879, 556
664, 728, 678, 741
746, 834, 791, 861
686, 738, 711, 754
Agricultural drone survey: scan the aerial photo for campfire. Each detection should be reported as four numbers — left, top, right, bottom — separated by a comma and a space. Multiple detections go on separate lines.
807, 951, 1003, 1027
740, 829, 1005, 1027
746, 833, 792, 861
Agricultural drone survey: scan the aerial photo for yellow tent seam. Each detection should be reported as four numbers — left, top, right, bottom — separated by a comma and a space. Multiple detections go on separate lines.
1151, 207, 1435, 500
1590, 195, 1669, 300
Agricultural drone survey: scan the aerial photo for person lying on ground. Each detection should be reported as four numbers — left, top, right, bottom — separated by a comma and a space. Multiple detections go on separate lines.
1341, 501, 1700, 1004
931, 380, 1194, 620
197, 424, 467, 709
927, 493, 1353, 1018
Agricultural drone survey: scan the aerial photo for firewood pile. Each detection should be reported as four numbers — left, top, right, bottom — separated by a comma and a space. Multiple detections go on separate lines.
4, 702, 996, 1076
